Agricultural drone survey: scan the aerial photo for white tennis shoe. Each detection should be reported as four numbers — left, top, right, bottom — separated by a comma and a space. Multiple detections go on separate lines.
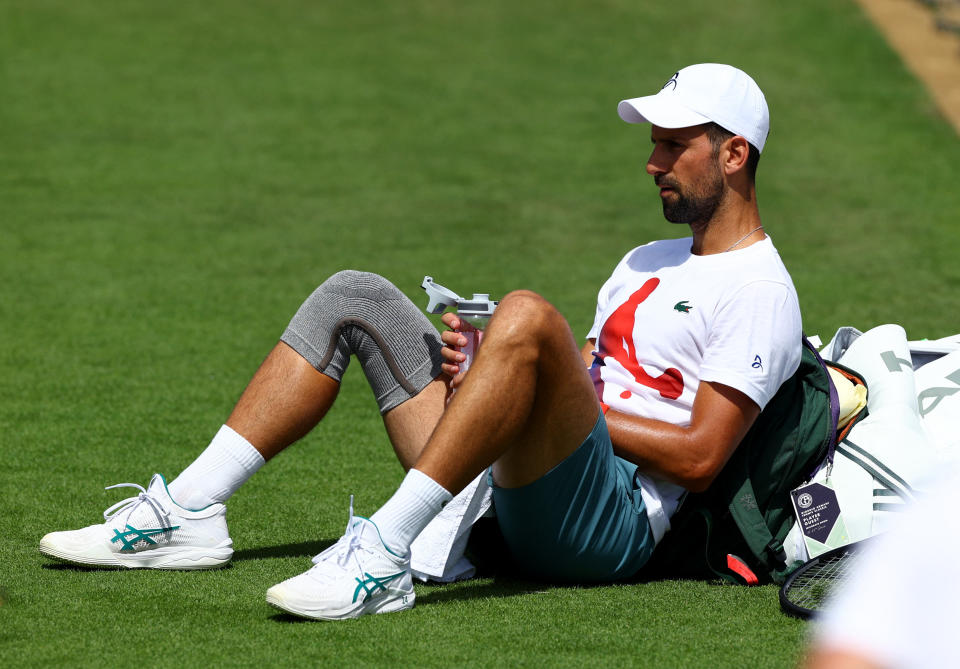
266, 500, 415, 620
39, 473, 233, 570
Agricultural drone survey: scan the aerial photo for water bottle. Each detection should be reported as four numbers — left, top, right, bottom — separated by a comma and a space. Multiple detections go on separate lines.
421, 276, 498, 373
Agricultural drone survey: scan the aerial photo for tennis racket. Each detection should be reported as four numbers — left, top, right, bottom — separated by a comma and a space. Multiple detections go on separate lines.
779, 540, 868, 619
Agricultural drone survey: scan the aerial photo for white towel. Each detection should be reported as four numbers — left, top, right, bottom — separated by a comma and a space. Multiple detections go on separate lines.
410, 471, 493, 582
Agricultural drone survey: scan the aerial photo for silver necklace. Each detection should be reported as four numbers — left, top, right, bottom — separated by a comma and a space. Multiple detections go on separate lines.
724, 225, 764, 253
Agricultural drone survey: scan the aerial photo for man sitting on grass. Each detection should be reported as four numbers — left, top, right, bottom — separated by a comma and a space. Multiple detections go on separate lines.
40, 63, 802, 620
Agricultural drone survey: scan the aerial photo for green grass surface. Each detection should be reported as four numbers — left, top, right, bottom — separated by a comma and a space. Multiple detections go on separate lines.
2, 0, 958, 666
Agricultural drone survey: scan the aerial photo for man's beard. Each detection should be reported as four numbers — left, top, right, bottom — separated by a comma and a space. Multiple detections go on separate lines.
657, 169, 724, 225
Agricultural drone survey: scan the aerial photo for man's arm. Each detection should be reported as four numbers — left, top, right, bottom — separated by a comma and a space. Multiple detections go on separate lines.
605, 382, 759, 492
579, 339, 596, 367
581, 338, 759, 493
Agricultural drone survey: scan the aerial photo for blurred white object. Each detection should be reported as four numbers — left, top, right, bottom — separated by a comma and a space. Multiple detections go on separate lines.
808, 460, 960, 669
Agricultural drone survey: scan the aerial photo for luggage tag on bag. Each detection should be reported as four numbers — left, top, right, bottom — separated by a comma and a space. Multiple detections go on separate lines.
790, 478, 850, 559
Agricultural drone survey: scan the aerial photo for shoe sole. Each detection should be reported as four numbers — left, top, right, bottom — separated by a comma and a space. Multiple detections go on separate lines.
265, 586, 415, 620
39, 538, 234, 570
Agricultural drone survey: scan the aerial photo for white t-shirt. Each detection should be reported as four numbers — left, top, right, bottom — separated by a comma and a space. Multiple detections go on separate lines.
586, 235, 802, 542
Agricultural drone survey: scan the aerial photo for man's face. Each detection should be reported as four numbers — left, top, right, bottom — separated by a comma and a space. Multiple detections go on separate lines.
645, 124, 725, 225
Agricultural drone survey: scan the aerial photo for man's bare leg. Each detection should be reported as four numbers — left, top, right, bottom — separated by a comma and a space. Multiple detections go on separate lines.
366, 289, 601, 559
168, 338, 447, 507
382, 377, 449, 470
264, 289, 605, 619
416, 290, 600, 494
227, 340, 448, 467
210, 361, 446, 468
170, 271, 450, 508
225, 342, 342, 461
41, 270, 451, 572
163, 342, 341, 508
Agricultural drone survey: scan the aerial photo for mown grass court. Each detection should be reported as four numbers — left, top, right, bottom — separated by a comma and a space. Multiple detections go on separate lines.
2, 1, 958, 666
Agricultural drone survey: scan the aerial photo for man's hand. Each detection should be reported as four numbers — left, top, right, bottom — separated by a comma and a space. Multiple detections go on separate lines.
439, 311, 469, 389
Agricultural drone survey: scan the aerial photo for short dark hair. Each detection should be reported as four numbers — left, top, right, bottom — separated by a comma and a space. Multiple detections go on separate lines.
704, 122, 760, 183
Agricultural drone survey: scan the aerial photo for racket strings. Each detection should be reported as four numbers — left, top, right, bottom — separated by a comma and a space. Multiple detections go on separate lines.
786, 552, 856, 610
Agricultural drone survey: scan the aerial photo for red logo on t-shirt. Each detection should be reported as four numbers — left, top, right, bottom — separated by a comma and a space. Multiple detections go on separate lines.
592, 278, 684, 401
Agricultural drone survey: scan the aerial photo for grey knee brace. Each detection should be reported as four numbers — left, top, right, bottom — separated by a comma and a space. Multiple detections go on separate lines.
280, 270, 444, 414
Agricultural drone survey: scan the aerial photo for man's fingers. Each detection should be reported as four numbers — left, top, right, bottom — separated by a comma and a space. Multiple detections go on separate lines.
440, 330, 467, 348
441, 344, 465, 361
440, 312, 461, 330
439, 312, 466, 387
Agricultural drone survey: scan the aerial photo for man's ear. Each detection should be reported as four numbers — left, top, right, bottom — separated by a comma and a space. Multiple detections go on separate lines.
722, 135, 751, 176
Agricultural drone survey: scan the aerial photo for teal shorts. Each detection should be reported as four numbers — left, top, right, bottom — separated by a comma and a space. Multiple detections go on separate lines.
489, 412, 655, 583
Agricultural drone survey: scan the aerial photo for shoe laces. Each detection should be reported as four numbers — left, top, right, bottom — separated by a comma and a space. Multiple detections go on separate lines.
311, 496, 368, 574
102, 482, 169, 526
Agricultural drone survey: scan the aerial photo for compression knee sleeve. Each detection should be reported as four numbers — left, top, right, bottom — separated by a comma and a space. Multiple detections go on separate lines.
280, 270, 444, 414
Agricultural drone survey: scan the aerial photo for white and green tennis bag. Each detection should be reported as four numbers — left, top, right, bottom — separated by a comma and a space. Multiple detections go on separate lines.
783, 324, 960, 565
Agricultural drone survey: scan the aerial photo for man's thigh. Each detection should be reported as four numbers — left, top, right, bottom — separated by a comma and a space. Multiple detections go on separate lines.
491, 412, 655, 583
484, 290, 603, 488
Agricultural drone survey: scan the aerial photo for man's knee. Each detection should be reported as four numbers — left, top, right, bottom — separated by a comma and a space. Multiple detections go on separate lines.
316, 270, 397, 305
491, 290, 568, 341
279, 270, 443, 413
283, 270, 403, 365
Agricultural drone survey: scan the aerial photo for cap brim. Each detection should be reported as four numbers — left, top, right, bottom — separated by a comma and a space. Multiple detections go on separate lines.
618, 94, 712, 128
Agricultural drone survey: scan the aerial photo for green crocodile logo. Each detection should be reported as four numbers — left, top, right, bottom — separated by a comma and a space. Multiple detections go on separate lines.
673, 301, 692, 313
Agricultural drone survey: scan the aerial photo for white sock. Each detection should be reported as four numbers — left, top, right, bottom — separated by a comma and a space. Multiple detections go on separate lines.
369, 468, 452, 556
167, 425, 265, 509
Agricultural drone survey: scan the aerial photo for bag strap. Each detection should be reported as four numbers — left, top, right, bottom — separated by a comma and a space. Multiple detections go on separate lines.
804, 335, 841, 469
690, 507, 744, 584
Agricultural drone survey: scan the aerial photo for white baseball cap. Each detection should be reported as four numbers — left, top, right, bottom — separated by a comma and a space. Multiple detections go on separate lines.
618, 63, 770, 153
